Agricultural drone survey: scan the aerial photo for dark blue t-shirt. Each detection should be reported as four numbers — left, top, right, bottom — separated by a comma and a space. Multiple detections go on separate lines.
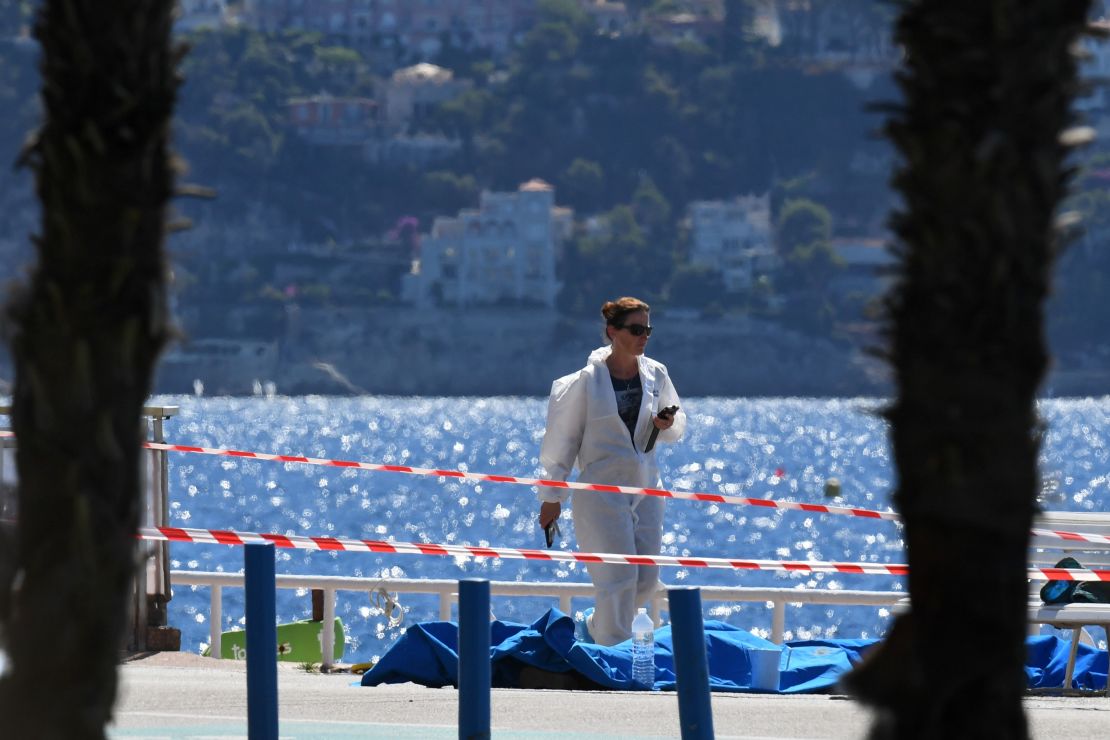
611, 373, 642, 441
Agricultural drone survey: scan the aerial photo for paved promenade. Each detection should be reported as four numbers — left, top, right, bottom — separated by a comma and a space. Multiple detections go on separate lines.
107, 652, 1110, 739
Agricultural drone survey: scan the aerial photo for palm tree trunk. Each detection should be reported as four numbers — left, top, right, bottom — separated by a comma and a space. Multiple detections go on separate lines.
0, 2, 179, 737
843, 2, 1093, 738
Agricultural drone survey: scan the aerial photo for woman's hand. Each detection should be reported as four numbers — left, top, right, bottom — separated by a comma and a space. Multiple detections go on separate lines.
652, 413, 675, 430
539, 501, 561, 528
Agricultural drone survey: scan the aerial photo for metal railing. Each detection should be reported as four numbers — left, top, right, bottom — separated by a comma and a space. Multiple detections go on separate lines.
143, 405, 179, 634
171, 569, 904, 669
0, 404, 179, 650
0, 432, 13, 519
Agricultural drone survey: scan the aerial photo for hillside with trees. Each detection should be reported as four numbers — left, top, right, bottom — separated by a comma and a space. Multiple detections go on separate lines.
0, 1, 903, 323
1, 0, 1108, 392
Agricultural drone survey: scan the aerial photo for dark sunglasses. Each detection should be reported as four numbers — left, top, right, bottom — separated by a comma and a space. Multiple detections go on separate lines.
618, 323, 653, 337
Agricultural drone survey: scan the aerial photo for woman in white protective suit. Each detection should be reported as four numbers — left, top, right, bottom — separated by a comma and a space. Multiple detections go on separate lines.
537, 297, 686, 646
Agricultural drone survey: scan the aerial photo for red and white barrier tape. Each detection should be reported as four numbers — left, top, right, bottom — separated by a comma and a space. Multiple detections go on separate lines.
139, 441, 1110, 546
141, 525, 909, 576
136, 437, 901, 521
4, 431, 1108, 546
139, 525, 1110, 583
1032, 527, 1110, 546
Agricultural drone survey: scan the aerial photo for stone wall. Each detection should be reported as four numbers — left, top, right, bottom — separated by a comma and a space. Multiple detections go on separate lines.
267, 307, 892, 397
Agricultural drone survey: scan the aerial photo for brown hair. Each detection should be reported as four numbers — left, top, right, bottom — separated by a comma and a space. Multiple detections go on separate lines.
601, 297, 650, 342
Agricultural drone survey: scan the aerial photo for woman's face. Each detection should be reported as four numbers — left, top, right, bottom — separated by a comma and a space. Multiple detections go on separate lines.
608, 309, 651, 356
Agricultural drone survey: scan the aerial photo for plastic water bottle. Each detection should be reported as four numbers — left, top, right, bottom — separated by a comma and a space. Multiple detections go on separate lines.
631, 608, 655, 688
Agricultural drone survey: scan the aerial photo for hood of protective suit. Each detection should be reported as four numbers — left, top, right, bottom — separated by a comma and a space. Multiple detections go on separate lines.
586, 344, 613, 366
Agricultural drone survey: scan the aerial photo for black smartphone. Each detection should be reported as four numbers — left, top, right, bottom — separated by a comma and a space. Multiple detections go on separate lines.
644, 406, 679, 453
544, 519, 561, 548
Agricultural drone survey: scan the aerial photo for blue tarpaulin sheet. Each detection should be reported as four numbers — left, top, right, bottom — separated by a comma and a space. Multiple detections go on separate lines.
360, 608, 1108, 693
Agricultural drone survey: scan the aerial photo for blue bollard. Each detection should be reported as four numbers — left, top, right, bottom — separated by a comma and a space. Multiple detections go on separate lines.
245, 543, 278, 740
668, 587, 714, 740
458, 579, 491, 740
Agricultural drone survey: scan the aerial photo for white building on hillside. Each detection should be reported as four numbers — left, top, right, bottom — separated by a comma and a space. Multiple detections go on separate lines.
687, 194, 777, 292
402, 179, 573, 308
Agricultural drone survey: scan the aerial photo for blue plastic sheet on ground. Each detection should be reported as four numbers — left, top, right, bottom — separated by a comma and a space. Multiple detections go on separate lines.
359, 608, 1108, 693
1025, 634, 1109, 691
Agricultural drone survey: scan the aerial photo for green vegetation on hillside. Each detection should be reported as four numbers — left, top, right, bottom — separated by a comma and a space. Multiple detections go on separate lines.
1, 0, 1107, 354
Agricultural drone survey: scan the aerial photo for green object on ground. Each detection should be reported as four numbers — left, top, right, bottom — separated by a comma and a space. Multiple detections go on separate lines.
203, 618, 345, 662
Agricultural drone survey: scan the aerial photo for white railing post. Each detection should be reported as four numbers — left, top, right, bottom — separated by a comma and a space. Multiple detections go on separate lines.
152, 410, 173, 617
559, 594, 572, 616
210, 585, 222, 659
771, 600, 786, 644
141, 405, 177, 637
322, 587, 336, 669
439, 586, 452, 621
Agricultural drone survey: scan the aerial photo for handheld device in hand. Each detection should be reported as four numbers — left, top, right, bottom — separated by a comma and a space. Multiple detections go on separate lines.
644, 405, 679, 453
544, 519, 561, 548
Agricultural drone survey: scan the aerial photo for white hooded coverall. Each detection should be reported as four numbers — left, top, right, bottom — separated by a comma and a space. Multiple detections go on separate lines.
538, 345, 686, 646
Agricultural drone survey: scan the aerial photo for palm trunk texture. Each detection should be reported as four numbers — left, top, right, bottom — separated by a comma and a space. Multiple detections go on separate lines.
0, 2, 179, 737
843, 2, 1093, 739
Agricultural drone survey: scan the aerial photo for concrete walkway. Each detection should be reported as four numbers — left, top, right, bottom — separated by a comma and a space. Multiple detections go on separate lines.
109, 653, 1110, 739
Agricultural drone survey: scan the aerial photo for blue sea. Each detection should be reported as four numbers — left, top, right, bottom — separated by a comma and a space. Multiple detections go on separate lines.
140, 395, 1110, 665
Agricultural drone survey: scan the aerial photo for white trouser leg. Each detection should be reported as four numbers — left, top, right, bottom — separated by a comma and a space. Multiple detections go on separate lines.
572, 491, 665, 646
632, 495, 665, 612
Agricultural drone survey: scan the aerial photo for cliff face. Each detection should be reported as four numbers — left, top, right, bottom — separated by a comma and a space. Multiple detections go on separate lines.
154, 307, 892, 397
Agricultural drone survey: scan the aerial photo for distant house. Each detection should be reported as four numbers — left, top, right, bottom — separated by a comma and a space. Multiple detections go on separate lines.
287, 95, 379, 147
379, 63, 473, 133
286, 64, 474, 160
772, 0, 901, 64
827, 237, 896, 300
645, 12, 722, 48
286, 64, 470, 158
176, 0, 232, 32
687, 194, 778, 292
402, 179, 573, 308
338, 63, 473, 164
244, 0, 380, 35
243, 0, 538, 60
580, 1, 632, 35
764, 0, 897, 88
405, 0, 538, 58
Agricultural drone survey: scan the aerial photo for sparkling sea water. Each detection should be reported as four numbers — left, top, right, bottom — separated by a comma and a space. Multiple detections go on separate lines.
147, 395, 1110, 665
